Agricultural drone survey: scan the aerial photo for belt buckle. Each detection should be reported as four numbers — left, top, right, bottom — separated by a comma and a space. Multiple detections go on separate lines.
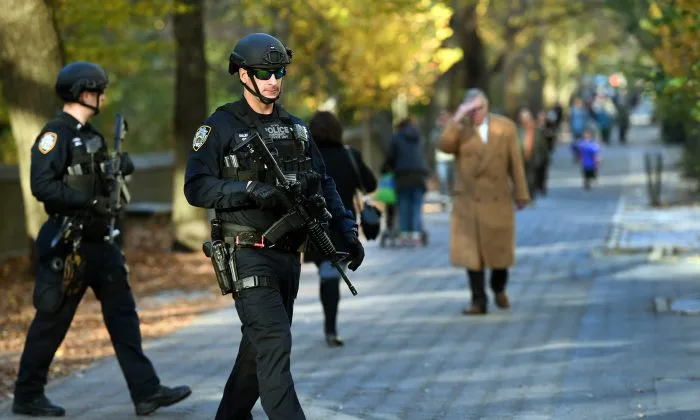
235, 233, 265, 248
253, 235, 265, 248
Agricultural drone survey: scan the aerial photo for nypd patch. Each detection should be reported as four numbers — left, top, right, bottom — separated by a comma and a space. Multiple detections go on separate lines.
192, 125, 211, 151
37, 132, 58, 154
293, 124, 308, 142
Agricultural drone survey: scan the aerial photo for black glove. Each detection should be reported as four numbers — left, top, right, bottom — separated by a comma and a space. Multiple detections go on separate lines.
90, 196, 112, 217
299, 171, 322, 196
119, 152, 135, 176
246, 181, 290, 211
343, 231, 365, 271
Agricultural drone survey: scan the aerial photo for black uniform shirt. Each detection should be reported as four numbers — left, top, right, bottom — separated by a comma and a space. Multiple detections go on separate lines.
30, 111, 134, 217
184, 100, 356, 235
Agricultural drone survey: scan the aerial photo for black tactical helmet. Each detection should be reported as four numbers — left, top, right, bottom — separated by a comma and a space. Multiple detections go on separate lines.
228, 33, 293, 75
55, 61, 109, 102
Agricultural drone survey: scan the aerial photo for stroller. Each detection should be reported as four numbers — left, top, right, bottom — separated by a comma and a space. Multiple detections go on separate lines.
376, 174, 430, 249
378, 203, 399, 248
375, 172, 430, 248
379, 202, 429, 248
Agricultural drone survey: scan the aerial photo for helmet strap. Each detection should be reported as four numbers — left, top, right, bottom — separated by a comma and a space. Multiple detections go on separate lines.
240, 76, 279, 105
76, 92, 102, 116
77, 100, 100, 116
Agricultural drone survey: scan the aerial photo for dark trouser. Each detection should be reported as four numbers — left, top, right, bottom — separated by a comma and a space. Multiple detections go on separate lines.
600, 126, 612, 144
15, 219, 160, 403
534, 159, 550, 196
619, 123, 629, 144
545, 135, 556, 154
525, 160, 537, 200
467, 269, 509, 309
317, 260, 342, 335
215, 249, 305, 420
583, 168, 597, 189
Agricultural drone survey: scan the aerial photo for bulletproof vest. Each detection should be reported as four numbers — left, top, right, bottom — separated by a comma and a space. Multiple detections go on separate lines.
219, 102, 313, 186
57, 120, 109, 198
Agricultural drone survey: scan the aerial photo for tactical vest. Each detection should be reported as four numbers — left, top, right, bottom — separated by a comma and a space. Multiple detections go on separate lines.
218, 102, 313, 186
52, 118, 109, 198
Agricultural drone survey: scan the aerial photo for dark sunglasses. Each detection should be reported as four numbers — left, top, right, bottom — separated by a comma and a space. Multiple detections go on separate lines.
248, 67, 286, 80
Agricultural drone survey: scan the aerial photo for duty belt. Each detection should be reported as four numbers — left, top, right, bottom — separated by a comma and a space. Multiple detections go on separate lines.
220, 222, 302, 253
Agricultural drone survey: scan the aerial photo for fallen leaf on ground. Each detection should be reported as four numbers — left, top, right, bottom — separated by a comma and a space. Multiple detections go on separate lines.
0, 216, 229, 401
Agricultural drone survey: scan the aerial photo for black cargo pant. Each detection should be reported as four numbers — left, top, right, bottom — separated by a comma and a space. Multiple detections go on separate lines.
14, 218, 160, 404
215, 248, 305, 420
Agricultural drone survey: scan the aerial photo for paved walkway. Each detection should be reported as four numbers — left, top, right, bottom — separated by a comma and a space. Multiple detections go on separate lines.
3, 125, 700, 419
605, 131, 700, 253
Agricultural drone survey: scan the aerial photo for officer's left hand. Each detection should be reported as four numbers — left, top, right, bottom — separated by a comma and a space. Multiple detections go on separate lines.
343, 231, 365, 271
119, 152, 135, 175
246, 181, 291, 211
300, 172, 322, 195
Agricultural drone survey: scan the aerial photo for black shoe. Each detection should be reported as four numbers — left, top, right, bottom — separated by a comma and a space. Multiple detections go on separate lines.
12, 395, 65, 417
325, 334, 344, 347
134, 385, 192, 416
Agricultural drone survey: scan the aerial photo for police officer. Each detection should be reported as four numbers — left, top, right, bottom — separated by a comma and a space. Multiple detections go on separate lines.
184, 33, 365, 420
12, 61, 192, 417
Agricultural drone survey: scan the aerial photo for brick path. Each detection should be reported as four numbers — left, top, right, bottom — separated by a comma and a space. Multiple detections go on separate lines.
3, 125, 700, 419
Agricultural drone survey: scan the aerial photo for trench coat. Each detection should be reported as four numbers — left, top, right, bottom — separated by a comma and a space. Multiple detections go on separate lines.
438, 113, 530, 270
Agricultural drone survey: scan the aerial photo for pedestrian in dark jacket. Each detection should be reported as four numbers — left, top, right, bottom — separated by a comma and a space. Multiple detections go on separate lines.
383, 117, 429, 246
305, 111, 377, 346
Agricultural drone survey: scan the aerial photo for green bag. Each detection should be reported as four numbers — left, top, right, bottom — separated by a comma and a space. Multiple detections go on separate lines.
375, 173, 397, 204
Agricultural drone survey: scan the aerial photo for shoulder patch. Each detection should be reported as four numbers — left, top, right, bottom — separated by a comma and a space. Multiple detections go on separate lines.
37, 132, 58, 154
192, 125, 212, 151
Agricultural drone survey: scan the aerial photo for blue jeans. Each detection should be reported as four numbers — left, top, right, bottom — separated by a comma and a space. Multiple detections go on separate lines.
397, 187, 425, 233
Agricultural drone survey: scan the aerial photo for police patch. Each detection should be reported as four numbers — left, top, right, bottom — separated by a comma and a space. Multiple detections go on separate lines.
37, 132, 58, 154
293, 124, 308, 142
192, 125, 212, 151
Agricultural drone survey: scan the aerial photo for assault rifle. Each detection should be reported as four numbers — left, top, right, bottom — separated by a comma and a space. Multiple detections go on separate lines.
236, 133, 358, 296
101, 114, 131, 243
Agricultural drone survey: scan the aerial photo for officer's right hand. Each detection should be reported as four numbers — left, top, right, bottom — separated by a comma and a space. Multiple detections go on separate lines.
90, 196, 112, 217
245, 181, 290, 211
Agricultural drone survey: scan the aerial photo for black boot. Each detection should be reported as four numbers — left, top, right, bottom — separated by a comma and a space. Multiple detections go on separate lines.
12, 395, 65, 417
134, 385, 192, 416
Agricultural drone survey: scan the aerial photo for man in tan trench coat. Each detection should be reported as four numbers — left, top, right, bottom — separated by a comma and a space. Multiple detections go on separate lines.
438, 89, 530, 315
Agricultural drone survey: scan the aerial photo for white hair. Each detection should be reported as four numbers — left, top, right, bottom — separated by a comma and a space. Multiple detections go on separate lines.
463, 88, 488, 104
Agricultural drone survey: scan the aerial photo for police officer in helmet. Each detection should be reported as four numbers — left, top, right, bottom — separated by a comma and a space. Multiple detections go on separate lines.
12, 61, 192, 417
184, 33, 364, 420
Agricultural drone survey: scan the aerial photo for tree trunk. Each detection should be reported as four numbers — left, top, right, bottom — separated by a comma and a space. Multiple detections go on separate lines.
454, 4, 488, 94
529, 38, 545, 114
171, 0, 209, 251
424, 1, 486, 145
0, 0, 64, 256
361, 110, 373, 170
